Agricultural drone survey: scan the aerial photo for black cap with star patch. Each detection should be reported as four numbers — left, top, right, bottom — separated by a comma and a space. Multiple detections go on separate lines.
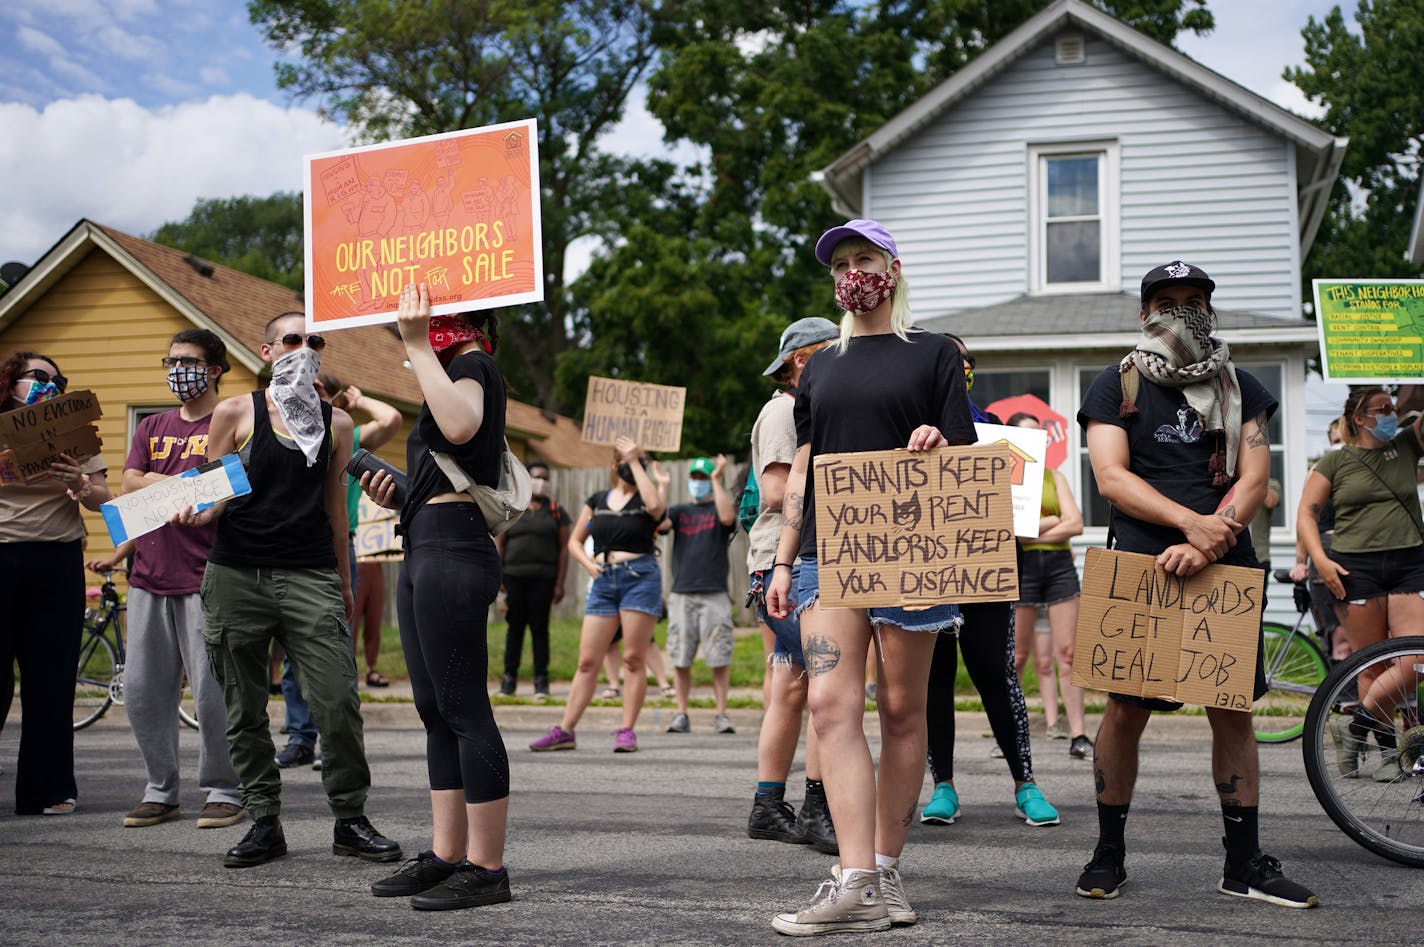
1140, 260, 1216, 307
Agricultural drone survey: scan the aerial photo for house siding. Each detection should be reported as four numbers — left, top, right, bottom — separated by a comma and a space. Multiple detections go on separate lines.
869, 34, 1299, 318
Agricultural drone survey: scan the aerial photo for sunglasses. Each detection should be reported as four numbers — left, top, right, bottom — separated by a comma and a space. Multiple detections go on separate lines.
19, 368, 68, 393
160, 356, 208, 369
268, 333, 327, 352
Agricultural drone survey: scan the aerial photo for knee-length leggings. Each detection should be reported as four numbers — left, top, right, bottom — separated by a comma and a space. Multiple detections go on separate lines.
925, 601, 1034, 784
397, 502, 509, 803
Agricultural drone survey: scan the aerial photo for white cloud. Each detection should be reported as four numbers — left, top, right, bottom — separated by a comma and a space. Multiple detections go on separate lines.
199, 65, 230, 86
0, 93, 347, 263
16, 25, 66, 58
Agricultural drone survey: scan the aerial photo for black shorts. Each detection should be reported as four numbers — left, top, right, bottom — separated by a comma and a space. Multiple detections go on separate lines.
1016, 548, 1081, 608
1330, 547, 1424, 602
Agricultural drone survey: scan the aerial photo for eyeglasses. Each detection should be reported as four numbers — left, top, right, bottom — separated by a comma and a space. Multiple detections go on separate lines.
160, 356, 207, 369
268, 333, 327, 352
18, 368, 68, 393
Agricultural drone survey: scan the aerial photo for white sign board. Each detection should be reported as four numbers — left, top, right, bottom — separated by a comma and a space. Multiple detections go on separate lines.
973, 422, 1048, 539
101, 453, 251, 545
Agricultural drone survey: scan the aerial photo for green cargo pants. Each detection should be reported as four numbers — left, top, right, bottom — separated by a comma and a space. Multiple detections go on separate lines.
201, 562, 369, 821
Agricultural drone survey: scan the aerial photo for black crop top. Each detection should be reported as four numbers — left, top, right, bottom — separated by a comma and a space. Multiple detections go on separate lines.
586, 489, 659, 557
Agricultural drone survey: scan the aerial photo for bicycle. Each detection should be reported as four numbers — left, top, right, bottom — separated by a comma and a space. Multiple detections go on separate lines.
1253, 570, 1333, 743
75, 570, 200, 732
1302, 635, 1424, 867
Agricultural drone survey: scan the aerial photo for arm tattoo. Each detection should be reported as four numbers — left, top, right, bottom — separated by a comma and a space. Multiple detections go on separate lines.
1308, 502, 1320, 515
804, 634, 841, 678
1246, 411, 1269, 449
784, 490, 804, 530
1218, 504, 1236, 521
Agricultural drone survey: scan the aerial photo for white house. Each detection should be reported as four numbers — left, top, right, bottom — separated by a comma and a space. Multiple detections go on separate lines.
815, 0, 1346, 570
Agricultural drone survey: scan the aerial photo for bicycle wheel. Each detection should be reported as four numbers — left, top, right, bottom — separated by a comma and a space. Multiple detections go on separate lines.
74, 627, 118, 731
1253, 621, 1327, 744
1303, 636, 1424, 867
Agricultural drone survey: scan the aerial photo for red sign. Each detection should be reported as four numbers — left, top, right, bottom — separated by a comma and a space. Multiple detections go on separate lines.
985, 393, 1069, 470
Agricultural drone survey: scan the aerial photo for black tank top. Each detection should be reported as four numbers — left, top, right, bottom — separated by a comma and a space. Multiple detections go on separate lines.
586, 489, 659, 558
209, 391, 336, 569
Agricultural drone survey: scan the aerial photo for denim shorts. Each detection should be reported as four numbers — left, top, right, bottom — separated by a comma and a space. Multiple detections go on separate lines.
1330, 547, 1424, 602
751, 567, 803, 667
793, 558, 960, 633
584, 555, 663, 617
1016, 548, 1081, 608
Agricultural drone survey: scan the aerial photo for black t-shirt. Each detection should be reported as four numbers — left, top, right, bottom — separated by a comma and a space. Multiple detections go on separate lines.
794, 330, 977, 560
402, 350, 506, 528
586, 489, 660, 557
1077, 365, 1276, 564
668, 501, 733, 594
501, 497, 568, 579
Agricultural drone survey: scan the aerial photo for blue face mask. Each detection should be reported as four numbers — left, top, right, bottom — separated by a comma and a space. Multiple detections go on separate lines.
18, 379, 59, 405
1370, 414, 1399, 442
688, 479, 712, 501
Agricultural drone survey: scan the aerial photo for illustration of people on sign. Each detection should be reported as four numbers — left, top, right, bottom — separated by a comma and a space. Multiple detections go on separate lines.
357, 177, 397, 310
402, 180, 430, 233
495, 175, 520, 240
432, 174, 454, 228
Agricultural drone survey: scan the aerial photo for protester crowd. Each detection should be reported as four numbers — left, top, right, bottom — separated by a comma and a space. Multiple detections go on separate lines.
29, 216, 1423, 929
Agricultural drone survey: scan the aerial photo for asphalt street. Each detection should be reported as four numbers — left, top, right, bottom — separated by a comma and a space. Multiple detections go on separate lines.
3, 702, 1420, 945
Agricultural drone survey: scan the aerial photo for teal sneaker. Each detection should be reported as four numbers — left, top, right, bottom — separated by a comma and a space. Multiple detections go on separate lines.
1014, 783, 1060, 827
919, 782, 960, 825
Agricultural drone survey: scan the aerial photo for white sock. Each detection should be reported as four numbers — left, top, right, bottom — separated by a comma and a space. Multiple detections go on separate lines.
839, 868, 877, 886
875, 853, 898, 870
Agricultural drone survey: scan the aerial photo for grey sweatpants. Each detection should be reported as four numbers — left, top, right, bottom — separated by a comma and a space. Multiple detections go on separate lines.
125, 587, 240, 807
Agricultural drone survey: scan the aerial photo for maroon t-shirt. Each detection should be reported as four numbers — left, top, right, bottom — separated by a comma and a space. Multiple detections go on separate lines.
124, 409, 218, 595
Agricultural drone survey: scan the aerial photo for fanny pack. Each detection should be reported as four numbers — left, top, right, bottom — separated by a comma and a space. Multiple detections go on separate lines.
430, 439, 532, 536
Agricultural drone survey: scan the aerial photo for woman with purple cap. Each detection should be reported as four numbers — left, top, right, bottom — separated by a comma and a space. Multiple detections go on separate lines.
765, 219, 976, 936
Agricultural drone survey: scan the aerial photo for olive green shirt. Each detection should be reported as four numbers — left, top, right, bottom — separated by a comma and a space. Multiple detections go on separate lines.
1312, 432, 1424, 553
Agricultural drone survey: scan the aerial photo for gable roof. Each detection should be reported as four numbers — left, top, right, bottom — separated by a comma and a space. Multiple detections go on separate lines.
0, 219, 610, 468
816, 0, 1347, 259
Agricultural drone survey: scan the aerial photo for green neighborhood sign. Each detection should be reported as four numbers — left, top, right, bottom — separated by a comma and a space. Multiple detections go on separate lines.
1314, 279, 1424, 383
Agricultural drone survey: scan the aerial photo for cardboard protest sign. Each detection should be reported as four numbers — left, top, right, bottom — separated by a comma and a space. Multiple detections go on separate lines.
1072, 548, 1264, 711
355, 495, 401, 562
813, 443, 1018, 608
580, 376, 686, 453
304, 118, 544, 331
101, 454, 251, 545
973, 422, 1047, 539
1313, 279, 1424, 383
0, 390, 103, 486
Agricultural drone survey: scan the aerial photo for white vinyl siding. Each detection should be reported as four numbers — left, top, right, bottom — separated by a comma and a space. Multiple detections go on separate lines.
868, 33, 1298, 318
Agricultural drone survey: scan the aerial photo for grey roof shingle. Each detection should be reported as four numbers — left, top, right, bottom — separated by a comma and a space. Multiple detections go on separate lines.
917, 292, 1306, 337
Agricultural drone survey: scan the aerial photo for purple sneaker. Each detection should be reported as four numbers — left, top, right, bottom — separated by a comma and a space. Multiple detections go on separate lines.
529, 725, 576, 752
612, 727, 638, 753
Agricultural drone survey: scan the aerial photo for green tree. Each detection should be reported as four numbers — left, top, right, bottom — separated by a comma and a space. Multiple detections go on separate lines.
150, 192, 305, 291
247, 0, 665, 410
1286, 0, 1424, 292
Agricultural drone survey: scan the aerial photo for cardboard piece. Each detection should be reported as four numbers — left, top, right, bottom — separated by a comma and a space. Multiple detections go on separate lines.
0, 390, 103, 485
812, 443, 1018, 608
354, 495, 402, 562
1072, 547, 1264, 711
1313, 278, 1424, 383
973, 422, 1047, 539
580, 376, 686, 453
304, 118, 544, 331
100, 454, 251, 545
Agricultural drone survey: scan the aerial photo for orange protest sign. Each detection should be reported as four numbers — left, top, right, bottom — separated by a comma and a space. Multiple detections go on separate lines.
303, 119, 543, 330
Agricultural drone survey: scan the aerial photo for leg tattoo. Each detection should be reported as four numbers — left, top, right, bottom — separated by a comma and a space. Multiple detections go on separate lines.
804, 634, 841, 678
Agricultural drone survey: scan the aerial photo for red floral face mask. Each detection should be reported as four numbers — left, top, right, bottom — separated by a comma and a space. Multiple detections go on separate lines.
834, 269, 896, 314
428, 315, 491, 366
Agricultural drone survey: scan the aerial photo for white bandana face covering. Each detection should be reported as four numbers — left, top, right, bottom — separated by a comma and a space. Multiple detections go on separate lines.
269, 348, 325, 467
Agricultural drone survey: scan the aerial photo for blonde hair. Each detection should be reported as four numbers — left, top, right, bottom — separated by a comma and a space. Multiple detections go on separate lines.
828, 237, 912, 354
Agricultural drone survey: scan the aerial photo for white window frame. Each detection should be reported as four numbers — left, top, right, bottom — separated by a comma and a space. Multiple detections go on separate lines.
1027, 140, 1121, 295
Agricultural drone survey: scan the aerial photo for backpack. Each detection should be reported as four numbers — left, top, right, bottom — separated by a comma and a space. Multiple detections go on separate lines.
430, 439, 532, 536
735, 461, 760, 535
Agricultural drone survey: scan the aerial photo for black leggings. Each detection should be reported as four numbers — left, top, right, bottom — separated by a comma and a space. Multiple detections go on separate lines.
503, 575, 555, 679
397, 503, 508, 804
925, 601, 1034, 784
0, 539, 83, 814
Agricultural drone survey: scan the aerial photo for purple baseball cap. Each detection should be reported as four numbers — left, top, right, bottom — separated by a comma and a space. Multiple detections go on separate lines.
814, 219, 899, 267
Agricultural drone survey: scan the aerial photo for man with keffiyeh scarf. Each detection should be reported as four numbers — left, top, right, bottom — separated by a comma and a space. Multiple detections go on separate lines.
1071, 262, 1318, 910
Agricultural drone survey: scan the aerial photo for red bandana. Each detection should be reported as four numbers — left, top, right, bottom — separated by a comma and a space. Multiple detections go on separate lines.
428, 315, 491, 366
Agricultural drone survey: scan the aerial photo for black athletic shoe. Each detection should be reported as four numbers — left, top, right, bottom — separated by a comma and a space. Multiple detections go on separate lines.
499, 673, 517, 696
1069, 735, 1093, 760
1076, 842, 1126, 899
410, 861, 513, 911
797, 788, 839, 856
748, 795, 808, 844
333, 815, 403, 862
224, 816, 287, 868
275, 741, 315, 768
1218, 844, 1319, 908
371, 850, 460, 897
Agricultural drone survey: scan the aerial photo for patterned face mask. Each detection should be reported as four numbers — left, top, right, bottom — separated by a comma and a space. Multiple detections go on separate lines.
15, 378, 59, 405
167, 365, 210, 402
834, 269, 896, 314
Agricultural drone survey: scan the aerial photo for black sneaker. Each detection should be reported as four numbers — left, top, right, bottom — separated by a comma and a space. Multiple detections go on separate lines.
1218, 844, 1319, 908
410, 861, 512, 911
797, 787, 839, 856
748, 794, 809, 844
371, 850, 460, 897
275, 741, 315, 769
1069, 735, 1094, 760
1076, 842, 1126, 899
224, 815, 287, 868
499, 673, 517, 696
333, 815, 403, 862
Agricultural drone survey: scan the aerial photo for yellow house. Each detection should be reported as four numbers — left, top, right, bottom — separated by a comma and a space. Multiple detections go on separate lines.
0, 219, 607, 572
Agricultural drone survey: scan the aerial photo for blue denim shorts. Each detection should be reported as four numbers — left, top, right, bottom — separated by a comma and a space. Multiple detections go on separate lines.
584, 555, 663, 617
793, 558, 961, 633
751, 567, 803, 667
